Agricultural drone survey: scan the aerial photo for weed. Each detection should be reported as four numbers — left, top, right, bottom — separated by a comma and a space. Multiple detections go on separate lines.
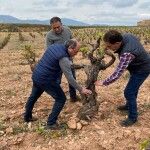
35, 122, 68, 139
12, 124, 28, 135
29, 32, 35, 38
140, 139, 150, 150
0, 121, 6, 131
22, 45, 36, 71
80, 46, 89, 57
0, 33, 11, 49
5, 89, 16, 98
18, 32, 25, 42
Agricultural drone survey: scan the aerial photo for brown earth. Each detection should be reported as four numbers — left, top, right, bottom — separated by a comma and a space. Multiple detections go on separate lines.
0, 32, 150, 150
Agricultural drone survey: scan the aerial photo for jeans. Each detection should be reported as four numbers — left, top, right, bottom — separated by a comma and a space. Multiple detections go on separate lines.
124, 72, 150, 120
24, 80, 66, 125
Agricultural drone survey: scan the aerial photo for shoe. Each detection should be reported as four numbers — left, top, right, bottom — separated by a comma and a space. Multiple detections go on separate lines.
120, 118, 137, 127
44, 123, 63, 130
24, 117, 38, 123
70, 95, 81, 102
117, 105, 129, 111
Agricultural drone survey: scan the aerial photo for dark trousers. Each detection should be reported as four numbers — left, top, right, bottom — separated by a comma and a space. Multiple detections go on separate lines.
24, 80, 66, 125
124, 72, 150, 120
57, 68, 77, 99
69, 68, 77, 99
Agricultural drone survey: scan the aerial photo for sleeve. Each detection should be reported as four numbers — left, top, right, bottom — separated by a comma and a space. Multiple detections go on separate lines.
67, 26, 73, 39
102, 53, 135, 86
45, 32, 54, 49
59, 57, 82, 92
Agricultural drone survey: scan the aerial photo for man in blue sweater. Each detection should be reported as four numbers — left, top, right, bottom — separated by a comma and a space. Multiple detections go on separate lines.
24, 39, 92, 129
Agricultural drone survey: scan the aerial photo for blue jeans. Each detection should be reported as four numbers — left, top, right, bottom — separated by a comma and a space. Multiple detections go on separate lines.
24, 80, 66, 125
124, 72, 150, 120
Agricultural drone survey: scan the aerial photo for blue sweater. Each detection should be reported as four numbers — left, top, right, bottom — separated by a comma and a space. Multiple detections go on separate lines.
32, 44, 69, 84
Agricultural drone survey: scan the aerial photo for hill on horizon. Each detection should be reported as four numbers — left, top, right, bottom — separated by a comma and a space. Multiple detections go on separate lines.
0, 15, 89, 26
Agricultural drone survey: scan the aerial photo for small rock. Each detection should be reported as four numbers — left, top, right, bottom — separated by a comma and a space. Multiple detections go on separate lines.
8, 136, 14, 140
48, 141, 52, 146
76, 122, 82, 130
93, 123, 101, 129
80, 120, 89, 126
97, 130, 105, 135
67, 119, 77, 129
76, 102, 82, 107
41, 148, 48, 150
103, 101, 108, 105
75, 117, 80, 122
6, 127, 13, 134
103, 140, 108, 145
134, 129, 141, 141
0, 140, 7, 149
35, 146, 41, 150
0, 131, 5, 136
11, 110, 16, 114
17, 137, 23, 142
123, 130, 132, 137
28, 122, 32, 130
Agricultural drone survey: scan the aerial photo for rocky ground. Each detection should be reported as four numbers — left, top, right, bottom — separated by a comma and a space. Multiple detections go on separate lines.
0, 32, 150, 150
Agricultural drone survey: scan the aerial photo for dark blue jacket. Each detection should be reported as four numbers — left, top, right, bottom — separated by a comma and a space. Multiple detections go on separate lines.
32, 44, 69, 84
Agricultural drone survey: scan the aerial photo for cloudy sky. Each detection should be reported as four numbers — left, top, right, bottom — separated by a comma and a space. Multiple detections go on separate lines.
0, 0, 150, 25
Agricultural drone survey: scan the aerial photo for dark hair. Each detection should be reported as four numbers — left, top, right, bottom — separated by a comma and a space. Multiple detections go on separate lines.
103, 30, 123, 44
50, 17, 62, 24
65, 39, 77, 49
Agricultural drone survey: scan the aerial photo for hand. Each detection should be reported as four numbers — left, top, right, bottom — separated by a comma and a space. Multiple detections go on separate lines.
95, 80, 103, 86
81, 87, 92, 95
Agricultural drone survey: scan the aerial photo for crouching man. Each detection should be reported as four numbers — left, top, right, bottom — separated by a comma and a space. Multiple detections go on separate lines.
24, 39, 92, 129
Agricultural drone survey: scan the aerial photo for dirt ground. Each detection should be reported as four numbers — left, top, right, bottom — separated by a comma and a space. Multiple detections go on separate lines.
0, 32, 150, 150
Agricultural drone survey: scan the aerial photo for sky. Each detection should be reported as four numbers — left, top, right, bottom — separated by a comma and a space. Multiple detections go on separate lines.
0, 0, 150, 26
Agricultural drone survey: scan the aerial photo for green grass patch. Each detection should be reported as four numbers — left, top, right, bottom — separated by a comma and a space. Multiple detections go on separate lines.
35, 122, 68, 139
140, 139, 150, 150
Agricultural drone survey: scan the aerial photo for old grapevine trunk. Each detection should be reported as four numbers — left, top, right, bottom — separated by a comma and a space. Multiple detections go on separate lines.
76, 38, 116, 121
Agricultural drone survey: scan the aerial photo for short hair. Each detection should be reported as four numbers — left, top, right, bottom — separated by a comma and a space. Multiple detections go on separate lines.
50, 17, 61, 24
103, 30, 123, 44
65, 39, 77, 49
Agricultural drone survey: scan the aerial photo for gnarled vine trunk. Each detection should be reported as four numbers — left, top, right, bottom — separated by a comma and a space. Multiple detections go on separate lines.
74, 38, 116, 121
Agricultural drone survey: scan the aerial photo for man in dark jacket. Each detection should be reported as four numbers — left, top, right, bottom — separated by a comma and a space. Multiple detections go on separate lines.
95, 30, 150, 127
45, 16, 78, 102
24, 39, 92, 129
